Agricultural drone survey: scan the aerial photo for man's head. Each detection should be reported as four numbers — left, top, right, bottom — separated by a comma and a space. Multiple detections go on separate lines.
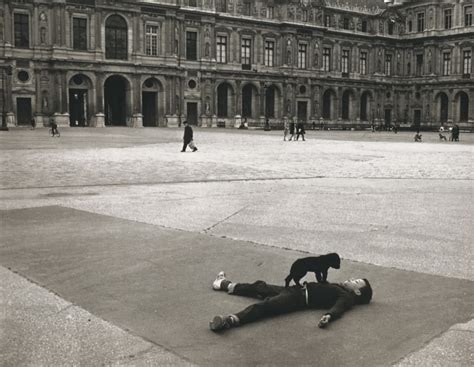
183, 120, 188, 125
341, 278, 372, 304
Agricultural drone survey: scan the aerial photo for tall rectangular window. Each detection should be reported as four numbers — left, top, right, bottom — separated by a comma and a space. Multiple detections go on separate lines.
14, 13, 29, 48
343, 18, 349, 30
73, 17, 87, 50
361, 20, 368, 32
323, 47, 331, 71
218, 0, 227, 13
443, 52, 451, 76
463, 50, 472, 74
341, 49, 349, 73
188, 0, 197, 6
324, 15, 331, 27
298, 43, 307, 69
241, 38, 251, 67
302, 10, 308, 22
216, 35, 227, 63
145, 24, 159, 56
465, 6, 473, 26
444, 9, 452, 29
416, 54, 423, 76
417, 12, 425, 32
243, 2, 251, 16
186, 31, 197, 60
385, 54, 392, 76
360, 51, 367, 75
267, 6, 274, 19
264, 40, 274, 66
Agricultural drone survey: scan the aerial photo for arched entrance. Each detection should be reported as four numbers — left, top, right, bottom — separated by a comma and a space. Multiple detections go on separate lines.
456, 91, 469, 122
242, 83, 258, 119
104, 75, 129, 126
360, 91, 371, 121
265, 86, 276, 118
142, 77, 162, 127
68, 74, 92, 127
341, 90, 354, 120
436, 92, 449, 124
217, 82, 234, 117
322, 89, 335, 119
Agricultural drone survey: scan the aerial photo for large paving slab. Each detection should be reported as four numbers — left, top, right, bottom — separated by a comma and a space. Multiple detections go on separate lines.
1, 206, 472, 366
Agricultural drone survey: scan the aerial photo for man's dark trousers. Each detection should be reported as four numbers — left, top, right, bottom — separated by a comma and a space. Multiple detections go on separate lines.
232, 281, 306, 324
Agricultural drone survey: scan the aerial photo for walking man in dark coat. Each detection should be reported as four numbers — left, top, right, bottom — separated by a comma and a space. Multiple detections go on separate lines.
181, 120, 197, 152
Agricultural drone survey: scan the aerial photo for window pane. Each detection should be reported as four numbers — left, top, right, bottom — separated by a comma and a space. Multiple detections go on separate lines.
186, 31, 197, 60
73, 18, 87, 50
14, 14, 29, 48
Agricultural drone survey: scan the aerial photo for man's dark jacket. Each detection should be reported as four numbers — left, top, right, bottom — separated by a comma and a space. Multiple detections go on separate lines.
306, 282, 356, 320
183, 125, 193, 142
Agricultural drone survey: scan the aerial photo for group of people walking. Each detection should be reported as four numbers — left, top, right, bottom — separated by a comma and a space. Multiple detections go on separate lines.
284, 120, 306, 141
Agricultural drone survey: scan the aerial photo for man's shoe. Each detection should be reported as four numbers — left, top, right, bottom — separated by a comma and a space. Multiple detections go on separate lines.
181, 150, 185, 152
212, 271, 228, 290
209, 315, 238, 332
192, 147, 198, 152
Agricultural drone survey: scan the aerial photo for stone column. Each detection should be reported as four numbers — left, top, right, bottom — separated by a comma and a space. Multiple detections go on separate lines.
95, 72, 105, 127
132, 75, 143, 127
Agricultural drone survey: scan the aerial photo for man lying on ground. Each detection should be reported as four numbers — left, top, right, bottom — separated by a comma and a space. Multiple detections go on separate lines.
209, 271, 372, 331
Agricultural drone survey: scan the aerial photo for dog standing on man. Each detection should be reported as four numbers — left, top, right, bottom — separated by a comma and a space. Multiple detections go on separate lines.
285, 253, 341, 287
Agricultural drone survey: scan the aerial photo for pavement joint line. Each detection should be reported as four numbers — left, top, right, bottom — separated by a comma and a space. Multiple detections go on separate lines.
203, 205, 249, 232
1, 175, 472, 191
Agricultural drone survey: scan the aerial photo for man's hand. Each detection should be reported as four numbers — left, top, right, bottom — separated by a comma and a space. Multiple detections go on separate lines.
318, 314, 331, 328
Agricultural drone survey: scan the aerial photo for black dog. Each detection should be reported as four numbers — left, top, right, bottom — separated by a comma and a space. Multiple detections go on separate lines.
285, 253, 341, 287
439, 133, 447, 141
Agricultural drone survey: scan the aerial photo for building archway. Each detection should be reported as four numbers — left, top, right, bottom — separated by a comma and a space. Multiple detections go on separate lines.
217, 82, 234, 118
142, 77, 163, 127
265, 85, 281, 118
104, 75, 130, 126
341, 90, 354, 120
322, 89, 336, 120
455, 91, 469, 122
360, 91, 372, 121
242, 83, 259, 119
435, 92, 449, 124
105, 14, 128, 60
68, 73, 93, 127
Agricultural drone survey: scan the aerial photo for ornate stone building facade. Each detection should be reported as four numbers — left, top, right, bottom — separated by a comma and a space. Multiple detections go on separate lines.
0, 0, 473, 130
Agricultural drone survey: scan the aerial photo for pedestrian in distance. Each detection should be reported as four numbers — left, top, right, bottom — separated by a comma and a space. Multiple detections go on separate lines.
209, 271, 373, 332
181, 120, 198, 152
296, 120, 306, 141
30, 117, 36, 130
283, 118, 289, 141
413, 130, 422, 142
50, 121, 60, 137
451, 124, 460, 142
288, 119, 296, 141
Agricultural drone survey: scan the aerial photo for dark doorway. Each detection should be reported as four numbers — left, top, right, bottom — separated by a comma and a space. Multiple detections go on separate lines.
342, 91, 351, 120
459, 92, 469, 122
217, 83, 229, 117
142, 92, 157, 127
242, 84, 253, 118
265, 87, 275, 118
187, 102, 198, 125
297, 101, 308, 121
360, 92, 369, 121
322, 90, 332, 119
104, 76, 127, 126
384, 109, 392, 128
16, 98, 31, 125
439, 93, 449, 123
414, 109, 421, 129
69, 89, 87, 127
